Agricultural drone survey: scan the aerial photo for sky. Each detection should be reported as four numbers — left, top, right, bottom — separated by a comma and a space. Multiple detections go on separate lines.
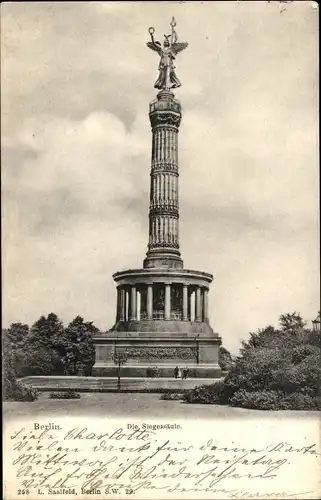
1, 1, 319, 354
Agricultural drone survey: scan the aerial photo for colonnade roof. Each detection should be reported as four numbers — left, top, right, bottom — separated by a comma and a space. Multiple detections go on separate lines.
113, 268, 214, 288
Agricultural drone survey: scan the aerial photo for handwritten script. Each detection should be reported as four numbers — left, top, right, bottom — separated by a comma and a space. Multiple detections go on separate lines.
3, 417, 321, 499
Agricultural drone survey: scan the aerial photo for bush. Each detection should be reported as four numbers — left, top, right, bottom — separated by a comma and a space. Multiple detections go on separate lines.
268, 352, 321, 396
19, 346, 64, 377
13, 381, 39, 402
229, 390, 321, 411
278, 392, 321, 411
49, 390, 80, 399
184, 312, 321, 410
183, 380, 226, 404
291, 344, 318, 364
146, 366, 160, 378
49, 389, 80, 399
160, 392, 184, 401
3, 343, 17, 400
4, 378, 38, 402
229, 389, 285, 410
219, 347, 234, 371
3, 337, 38, 402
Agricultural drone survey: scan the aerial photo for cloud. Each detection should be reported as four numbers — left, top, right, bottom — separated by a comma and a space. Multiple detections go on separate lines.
2, 109, 150, 330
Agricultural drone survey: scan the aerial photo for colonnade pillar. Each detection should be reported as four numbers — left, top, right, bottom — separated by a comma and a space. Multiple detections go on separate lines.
188, 288, 192, 321
117, 283, 208, 323
130, 286, 137, 321
125, 289, 129, 321
165, 284, 171, 320
182, 284, 188, 321
195, 286, 201, 322
119, 288, 125, 321
116, 288, 121, 321
147, 285, 153, 319
203, 288, 209, 322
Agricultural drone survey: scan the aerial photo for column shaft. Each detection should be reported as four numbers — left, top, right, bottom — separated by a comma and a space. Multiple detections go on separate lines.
165, 284, 171, 320
136, 289, 139, 320
125, 289, 129, 321
147, 285, 153, 319
203, 289, 209, 322
145, 94, 182, 268
116, 288, 121, 321
188, 290, 192, 321
183, 285, 188, 321
130, 286, 137, 320
120, 288, 125, 321
196, 287, 202, 322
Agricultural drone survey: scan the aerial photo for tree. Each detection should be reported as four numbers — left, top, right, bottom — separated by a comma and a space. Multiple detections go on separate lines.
279, 312, 306, 332
3, 313, 100, 378
241, 325, 278, 351
62, 316, 98, 375
5, 323, 29, 377
7, 323, 29, 347
24, 313, 65, 375
29, 313, 64, 347
219, 346, 234, 371
21, 345, 63, 377
224, 313, 320, 407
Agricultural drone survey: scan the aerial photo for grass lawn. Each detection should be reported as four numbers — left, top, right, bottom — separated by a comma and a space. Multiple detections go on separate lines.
3, 392, 318, 421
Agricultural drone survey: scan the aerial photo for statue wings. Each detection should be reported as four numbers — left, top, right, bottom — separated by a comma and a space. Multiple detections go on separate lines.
171, 42, 188, 56
146, 40, 188, 57
146, 41, 162, 55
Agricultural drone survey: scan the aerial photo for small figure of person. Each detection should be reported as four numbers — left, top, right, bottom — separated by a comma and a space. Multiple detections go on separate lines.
174, 366, 179, 379
182, 367, 189, 379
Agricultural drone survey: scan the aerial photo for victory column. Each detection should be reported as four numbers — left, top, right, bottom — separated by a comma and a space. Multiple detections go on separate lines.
93, 19, 222, 379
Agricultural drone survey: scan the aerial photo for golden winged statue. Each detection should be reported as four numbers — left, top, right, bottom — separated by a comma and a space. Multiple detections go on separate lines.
146, 17, 188, 90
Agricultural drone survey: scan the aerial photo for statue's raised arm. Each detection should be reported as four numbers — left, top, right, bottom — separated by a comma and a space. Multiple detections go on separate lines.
146, 18, 188, 91
146, 27, 162, 55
